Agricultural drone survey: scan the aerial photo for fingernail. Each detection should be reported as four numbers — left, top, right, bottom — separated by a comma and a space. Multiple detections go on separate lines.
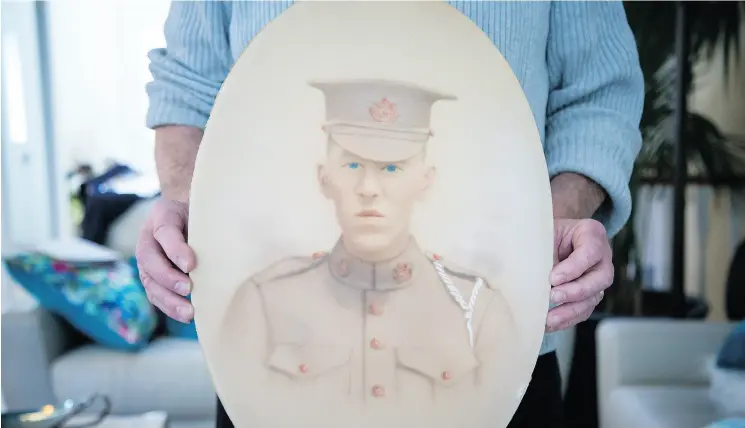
174, 282, 190, 295
176, 257, 189, 273
551, 273, 566, 285
550, 290, 565, 304
177, 305, 193, 322
546, 314, 560, 331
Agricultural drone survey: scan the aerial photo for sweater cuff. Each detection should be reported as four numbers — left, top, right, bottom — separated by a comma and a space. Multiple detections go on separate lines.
146, 92, 210, 131
545, 131, 636, 238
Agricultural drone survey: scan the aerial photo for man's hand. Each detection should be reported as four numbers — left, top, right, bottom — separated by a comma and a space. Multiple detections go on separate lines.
137, 125, 202, 323
545, 218, 613, 332
135, 198, 197, 323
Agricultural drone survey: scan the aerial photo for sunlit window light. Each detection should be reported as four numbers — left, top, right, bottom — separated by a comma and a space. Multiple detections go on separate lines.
2, 33, 29, 146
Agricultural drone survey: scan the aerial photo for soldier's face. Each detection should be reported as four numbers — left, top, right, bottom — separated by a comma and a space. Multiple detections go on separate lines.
318, 143, 435, 254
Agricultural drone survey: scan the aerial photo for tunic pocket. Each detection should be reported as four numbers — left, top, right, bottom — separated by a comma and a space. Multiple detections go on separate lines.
267, 344, 353, 395
268, 344, 351, 377
396, 346, 480, 389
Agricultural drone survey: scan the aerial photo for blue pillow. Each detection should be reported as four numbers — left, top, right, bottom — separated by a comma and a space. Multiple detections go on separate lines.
4, 253, 157, 351
127, 258, 198, 340
705, 419, 745, 428
717, 321, 745, 371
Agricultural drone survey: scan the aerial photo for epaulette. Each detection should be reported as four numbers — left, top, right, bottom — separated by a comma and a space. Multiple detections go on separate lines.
251, 251, 329, 285
426, 252, 492, 286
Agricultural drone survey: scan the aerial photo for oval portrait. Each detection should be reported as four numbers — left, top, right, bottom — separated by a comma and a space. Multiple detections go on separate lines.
188, 2, 554, 428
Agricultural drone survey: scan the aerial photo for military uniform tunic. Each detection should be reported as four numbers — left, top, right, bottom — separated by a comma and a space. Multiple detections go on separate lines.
212, 237, 527, 428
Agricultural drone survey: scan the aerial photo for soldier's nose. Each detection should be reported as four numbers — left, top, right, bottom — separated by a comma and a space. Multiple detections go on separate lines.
355, 170, 382, 197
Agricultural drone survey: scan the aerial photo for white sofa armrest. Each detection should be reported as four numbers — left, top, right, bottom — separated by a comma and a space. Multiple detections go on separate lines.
106, 198, 157, 258
596, 318, 736, 421
1, 308, 77, 410
597, 318, 736, 391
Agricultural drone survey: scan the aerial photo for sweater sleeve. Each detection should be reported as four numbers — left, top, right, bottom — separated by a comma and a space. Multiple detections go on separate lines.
145, 2, 233, 130
545, 1, 644, 238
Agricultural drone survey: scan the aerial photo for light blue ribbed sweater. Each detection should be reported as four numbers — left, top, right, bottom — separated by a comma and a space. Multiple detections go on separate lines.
145, 1, 644, 356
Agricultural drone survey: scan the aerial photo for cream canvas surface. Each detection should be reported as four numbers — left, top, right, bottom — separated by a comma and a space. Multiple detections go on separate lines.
188, 2, 554, 427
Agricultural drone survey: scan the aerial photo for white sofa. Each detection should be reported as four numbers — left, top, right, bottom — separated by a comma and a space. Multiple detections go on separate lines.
1, 198, 216, 428
1, 308, 215, 428
596, 318, 737, 428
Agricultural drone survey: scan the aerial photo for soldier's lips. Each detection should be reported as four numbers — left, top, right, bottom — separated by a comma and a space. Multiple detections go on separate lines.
356, 210, 384, 218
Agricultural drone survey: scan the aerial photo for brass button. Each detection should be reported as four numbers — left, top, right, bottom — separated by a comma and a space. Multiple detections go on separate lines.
370, 338, 384, 349
336, 259, 350, 277
298, 364, 309, 374
441, 371, 452, 381
368, 302, 384, 316
371, 385, 386, 397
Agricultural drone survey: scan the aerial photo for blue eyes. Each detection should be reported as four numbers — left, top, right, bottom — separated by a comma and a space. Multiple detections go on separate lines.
345, 162, 400, 172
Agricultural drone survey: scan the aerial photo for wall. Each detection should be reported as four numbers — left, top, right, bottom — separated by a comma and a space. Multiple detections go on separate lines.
45, 0, 171, 175
690, 25, 745, 136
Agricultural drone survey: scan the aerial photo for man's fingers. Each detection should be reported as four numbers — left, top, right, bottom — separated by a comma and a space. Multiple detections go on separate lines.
141, 272, 194, 323
152, 222, 195, 273
545, 219, 612, 332
136, 235, 192, 297
549, 262, 613, 305
545, 291, 604, 332
550, 237, 606, 286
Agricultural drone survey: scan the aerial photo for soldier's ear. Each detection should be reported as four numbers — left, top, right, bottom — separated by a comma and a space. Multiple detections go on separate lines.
417, 166, 436, 200
317, 164, 332, 199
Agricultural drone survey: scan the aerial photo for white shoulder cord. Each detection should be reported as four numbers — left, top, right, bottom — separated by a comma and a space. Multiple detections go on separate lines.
432, 260, 483, 348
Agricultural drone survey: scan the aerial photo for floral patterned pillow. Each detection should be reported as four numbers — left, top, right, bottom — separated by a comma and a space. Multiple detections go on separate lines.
4, 252, 157, 350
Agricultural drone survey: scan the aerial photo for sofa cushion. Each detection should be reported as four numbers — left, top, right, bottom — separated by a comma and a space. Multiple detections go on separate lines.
704, 418, 745, 428
604, 386, 719, 428
164, 310, 199, 340
717, 321, 745, 371
4, 253, 157, 350
127, 259, 198, 341
51, 338, 215, 418
709, 360, 745, 418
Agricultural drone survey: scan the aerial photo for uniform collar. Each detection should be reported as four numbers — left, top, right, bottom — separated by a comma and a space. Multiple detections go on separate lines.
327, 236, 425, 291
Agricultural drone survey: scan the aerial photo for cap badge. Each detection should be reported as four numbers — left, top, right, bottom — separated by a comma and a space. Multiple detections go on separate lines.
369, 98, 398, 123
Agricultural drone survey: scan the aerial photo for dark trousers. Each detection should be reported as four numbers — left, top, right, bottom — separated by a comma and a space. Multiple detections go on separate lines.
507, 351, 566, 428
215, 351, 565, 428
